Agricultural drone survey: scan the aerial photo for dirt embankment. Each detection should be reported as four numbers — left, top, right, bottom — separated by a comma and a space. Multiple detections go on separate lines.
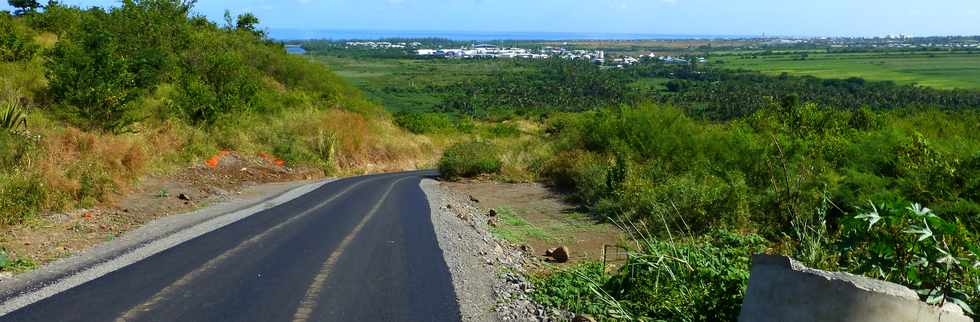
424, 179, 625, 322
0, 151, 319, 276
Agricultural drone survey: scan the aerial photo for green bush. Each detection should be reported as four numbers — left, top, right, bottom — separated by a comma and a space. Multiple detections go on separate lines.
839, 202, 979, 315
0, 12, 38, 62
607, 231, 768, 321
0, 174, 46, 225
437, 141, 501, 179
531, 231, 767, 322
487, 123, 521, 137
0, 129, 34, 169
530, 262, 613, 318
394, 112, 454, 134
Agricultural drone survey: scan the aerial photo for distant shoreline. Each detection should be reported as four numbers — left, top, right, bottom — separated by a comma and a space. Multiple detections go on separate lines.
269, 29, 753, 41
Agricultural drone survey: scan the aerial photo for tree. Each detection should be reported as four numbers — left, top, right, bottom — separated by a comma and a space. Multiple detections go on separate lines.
7, 0, 40, 15
235, 12, 261, 36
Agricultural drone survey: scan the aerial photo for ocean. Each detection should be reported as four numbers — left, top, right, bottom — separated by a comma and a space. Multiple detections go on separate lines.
269, 29, 752, 41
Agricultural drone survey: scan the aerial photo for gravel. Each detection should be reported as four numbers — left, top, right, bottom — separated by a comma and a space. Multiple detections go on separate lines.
421, 179, 574, 322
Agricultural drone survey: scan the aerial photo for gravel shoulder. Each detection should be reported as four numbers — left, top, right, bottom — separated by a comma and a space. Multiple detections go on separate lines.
422, 179, 573, 322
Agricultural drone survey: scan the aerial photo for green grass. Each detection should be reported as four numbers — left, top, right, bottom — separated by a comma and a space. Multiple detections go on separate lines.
489, 207, 604, 244
713, 51, 980, 90
313, 56, 530, 113
490, 207, 553, 243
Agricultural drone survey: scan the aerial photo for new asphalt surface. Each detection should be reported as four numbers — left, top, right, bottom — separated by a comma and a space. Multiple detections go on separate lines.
1, 170, 461, 322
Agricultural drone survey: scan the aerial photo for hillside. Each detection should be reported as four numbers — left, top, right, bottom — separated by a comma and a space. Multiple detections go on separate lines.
0, 1, 435, 268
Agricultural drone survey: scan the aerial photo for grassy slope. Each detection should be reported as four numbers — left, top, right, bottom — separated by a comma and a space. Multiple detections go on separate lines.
713, 51, 980, 90
0, 16, 438, 238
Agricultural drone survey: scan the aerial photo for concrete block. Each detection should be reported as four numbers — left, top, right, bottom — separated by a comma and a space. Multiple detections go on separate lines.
739, 254, 972, 322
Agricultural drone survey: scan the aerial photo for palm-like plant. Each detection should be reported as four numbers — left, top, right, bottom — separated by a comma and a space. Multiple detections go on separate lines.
0, 101, 27, 131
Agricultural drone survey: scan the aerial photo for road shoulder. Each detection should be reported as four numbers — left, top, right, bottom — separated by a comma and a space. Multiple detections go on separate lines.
422, 179, 573, 322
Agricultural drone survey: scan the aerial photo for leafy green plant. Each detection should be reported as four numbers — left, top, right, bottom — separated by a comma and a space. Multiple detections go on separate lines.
841, 202, 979, 315
0, 249, 37, 272
0, 12, 39, 62
394, 112, 454, 134
0, 101, 27, 131
0, 174, 46, 225
532, 230, 766, 322
437, 141, 502, 179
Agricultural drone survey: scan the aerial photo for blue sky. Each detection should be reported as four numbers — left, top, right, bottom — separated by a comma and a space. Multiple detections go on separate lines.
3, 0, 979, 37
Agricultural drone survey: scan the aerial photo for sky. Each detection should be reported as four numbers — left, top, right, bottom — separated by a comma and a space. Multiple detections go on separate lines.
2, 0, 979, 37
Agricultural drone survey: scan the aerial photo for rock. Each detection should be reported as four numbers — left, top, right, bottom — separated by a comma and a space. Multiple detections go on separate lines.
446, 204, 453, 209
544, 248, 556, 256
178, 193, 191, 201
488, 209, 497, 217
520, 244, 534, 255
572, 314, 597, 322
551, 246, 570, 263
469, 195, 480, 203
487, 218, 497, 227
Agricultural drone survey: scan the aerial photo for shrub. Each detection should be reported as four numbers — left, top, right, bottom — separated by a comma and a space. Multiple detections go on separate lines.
607, 231, 768, 321
530, 262, 614, 318
840, 202, 979, 315
0, 12, 38, 62
487, 123, 521, 137
0, 101, 27, 130
531, 231, 767, 322
438, 141, 501, 179
394, 112, 454, 134
45, 12, 142, 132
0, 174, 46, 225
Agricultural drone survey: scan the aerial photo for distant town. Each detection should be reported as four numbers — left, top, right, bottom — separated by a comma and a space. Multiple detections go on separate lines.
341, 41, 707, 66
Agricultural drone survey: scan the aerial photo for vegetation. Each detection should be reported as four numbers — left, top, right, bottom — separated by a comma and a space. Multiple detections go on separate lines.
0, 1, 432, 230
3, 3, 978, 319
305, 37, 980, 319
437, 141, 501, 180
712, 51, 980, 90
532, 231, 768, 321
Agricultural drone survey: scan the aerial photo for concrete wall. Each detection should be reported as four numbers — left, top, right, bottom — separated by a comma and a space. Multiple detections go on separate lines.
739, 254, 973, 322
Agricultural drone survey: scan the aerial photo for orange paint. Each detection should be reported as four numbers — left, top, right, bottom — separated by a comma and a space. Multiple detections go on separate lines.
257, 152, 286, 167
206, 150, 231, 168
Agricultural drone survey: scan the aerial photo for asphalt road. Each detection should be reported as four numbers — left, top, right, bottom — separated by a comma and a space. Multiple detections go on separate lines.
1, 170, 461, 322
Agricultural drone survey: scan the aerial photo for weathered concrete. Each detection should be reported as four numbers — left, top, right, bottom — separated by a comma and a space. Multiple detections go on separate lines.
739, 254, 973, 322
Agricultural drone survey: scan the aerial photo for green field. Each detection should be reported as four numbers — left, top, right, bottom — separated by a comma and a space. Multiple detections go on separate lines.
713, 52, 980, 90
315, 56, 529, 113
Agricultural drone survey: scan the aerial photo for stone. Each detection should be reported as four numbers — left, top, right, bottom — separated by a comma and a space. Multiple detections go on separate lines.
544, 248, 556, 256
488, 209, 497, 217
572, 314, 597, 322
487, 218, 497, 227
739, 254, 974, 322
177, 193, 191, 201
469, 195, 480, 203
550, 246, 570, 263
519, 244, 534, 255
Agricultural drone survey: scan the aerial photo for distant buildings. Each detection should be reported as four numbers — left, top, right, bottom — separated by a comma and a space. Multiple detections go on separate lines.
413, 44, 596, 60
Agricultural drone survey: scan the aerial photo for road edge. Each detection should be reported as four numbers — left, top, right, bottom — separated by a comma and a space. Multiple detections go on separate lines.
0, 178, 334, 316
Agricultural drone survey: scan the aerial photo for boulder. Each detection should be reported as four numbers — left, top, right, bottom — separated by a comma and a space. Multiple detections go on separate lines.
572, 315, 597, 322
519, 244, 534, 255
551, 246, 570, 263
544, 246, 570, 262
488, 209, 497, 217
